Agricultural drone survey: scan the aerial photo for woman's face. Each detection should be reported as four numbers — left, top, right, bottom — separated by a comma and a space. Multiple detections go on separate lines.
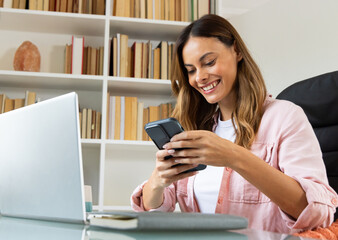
182, 36, 241, 106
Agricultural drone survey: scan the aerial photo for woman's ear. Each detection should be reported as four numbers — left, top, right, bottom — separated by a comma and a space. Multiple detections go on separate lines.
233, 41, 243, 62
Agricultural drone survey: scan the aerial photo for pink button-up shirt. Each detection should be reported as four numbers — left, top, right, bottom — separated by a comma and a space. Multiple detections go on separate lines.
131, 97, 338, 234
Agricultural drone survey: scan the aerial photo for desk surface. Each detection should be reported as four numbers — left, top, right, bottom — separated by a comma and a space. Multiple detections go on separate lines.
0, 216, 306, 240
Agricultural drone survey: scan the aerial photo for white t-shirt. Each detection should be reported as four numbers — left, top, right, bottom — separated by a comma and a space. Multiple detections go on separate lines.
193, 116, 236, 213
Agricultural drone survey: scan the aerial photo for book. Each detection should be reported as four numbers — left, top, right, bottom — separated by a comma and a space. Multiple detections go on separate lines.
112, 37, 117, 76
99, 46, 104, 75
140, 0, 146, 19
120, 96, 125, 140
14, 98, 25, 110
28, 0, 37, 10
64, 44, 72, 74
0, 94, 6, 114
86, 108, 92, 139
131, 42, 142, 78
106, 91, 110, 139
88, 211, 248, 230
169, 0, 175, 21
142, 42, 148, 78
86, 46, 91, 75
142, 107, 149, 140
108, 96, 115, 139
127, 46, 132, 77
148, 105, 159, 122
59, 0, 66, 12
153, 47, 160, 79
114, 96, 121, 140
193, 0, 197, 20
175, 0, 181, 21
154, 0, 160, 20
136, 101, 144, 140
159, 41, 168, 79
124, 0, 130, 17
12, 0, 19, 8
49, 0, 55, 11
124, 96, 137, 140
134, 0, 140, 18
146, 0, 153, 19
118, 34, 128, 77
25, 91, 36, 106
198, 0, 209, 18
79, 112, 82, 134
160, 0, 165, 20
147, 41, 152, 78
91, 110, 96, 138
95, 111, 101, 139
164, 0, 169, 20
90, 47, 96, 75
4, 99, 14, 113
66, 0, 72, 12
71, 36, 84, 75
159, 102, 168, 119
114, 0, 124, 16
81, 108, 87, 138
130, 0, 135, 17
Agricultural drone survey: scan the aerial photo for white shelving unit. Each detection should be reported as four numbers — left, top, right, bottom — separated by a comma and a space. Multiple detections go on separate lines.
0, 1, 189, 211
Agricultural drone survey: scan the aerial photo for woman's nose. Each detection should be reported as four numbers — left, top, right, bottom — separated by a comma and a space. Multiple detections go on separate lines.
196, 69, 208, 83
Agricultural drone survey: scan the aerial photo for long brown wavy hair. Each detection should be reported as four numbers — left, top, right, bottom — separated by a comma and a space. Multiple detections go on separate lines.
171, 14, 267, 149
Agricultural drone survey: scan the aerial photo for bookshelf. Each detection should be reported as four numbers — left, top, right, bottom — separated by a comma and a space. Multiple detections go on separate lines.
1, 0, 220, 210
0, 1, 195, 210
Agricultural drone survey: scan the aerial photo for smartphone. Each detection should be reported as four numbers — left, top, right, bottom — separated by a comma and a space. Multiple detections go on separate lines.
144, 118, 206, 173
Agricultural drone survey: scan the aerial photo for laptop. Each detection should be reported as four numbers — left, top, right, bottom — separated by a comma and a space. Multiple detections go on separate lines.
0, 92, 87, 224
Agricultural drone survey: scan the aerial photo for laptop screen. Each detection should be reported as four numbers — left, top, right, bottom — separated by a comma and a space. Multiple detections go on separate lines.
0, 92, 86, 223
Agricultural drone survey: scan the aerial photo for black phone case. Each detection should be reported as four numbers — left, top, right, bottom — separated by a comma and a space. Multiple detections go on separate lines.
144, 118, 206, 172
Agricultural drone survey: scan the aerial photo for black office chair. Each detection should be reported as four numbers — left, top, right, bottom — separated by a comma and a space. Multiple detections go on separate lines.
276, 70, 338, 220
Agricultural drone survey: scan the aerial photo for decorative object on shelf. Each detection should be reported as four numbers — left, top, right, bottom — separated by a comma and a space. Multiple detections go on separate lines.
13, 41, 41, 72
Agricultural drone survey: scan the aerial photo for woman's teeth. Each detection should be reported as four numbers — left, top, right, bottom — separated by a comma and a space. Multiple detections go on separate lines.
202, 81, 219, 91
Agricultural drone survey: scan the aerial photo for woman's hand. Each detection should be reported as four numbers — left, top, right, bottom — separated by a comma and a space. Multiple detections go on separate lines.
163, 130, 239, 168
150, 148, 199, 189
142, 147, 198, 210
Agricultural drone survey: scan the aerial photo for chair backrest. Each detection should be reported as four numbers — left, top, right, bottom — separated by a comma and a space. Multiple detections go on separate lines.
276, 70, 338, 220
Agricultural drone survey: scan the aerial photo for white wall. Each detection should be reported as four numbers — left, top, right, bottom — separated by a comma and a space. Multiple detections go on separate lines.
227, 0, 338, 97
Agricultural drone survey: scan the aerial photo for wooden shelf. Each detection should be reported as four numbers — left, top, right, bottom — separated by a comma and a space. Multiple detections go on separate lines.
0, 70, 103, 91
109, 16, 189, 41
108, 77, 172, 95
0, 8, 105, 35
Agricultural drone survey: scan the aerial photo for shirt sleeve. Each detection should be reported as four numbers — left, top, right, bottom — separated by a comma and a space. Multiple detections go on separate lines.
130, 180, 178, 212
277, 103, 338, 230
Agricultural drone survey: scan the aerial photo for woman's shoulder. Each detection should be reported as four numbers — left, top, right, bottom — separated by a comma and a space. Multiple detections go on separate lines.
263, 95, 304, 117
259, 96, 309, 134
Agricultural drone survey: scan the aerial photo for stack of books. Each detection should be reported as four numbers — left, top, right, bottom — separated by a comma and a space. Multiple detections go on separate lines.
109, 34, 174, 80
106, 93, 174, 141
79, 108, 101, 139
0, 91, 37, 114
1, 0, 105, 14
64, 36, 104, 75
112, 0, 217, 22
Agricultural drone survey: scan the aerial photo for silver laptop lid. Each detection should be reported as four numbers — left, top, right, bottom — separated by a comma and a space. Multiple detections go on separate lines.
0, 92, 86, 223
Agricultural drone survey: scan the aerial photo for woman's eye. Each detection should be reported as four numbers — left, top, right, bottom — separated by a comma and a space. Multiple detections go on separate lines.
206, 59, 216, 66
187, 69, 196, 74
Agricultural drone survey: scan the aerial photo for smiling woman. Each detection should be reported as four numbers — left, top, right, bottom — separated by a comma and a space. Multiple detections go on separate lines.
130, 14, 338, 234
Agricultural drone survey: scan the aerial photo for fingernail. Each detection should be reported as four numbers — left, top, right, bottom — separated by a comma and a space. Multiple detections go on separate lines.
163, 144, 167, 149
174, 159, 180, 163
168, 149, 175, 154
